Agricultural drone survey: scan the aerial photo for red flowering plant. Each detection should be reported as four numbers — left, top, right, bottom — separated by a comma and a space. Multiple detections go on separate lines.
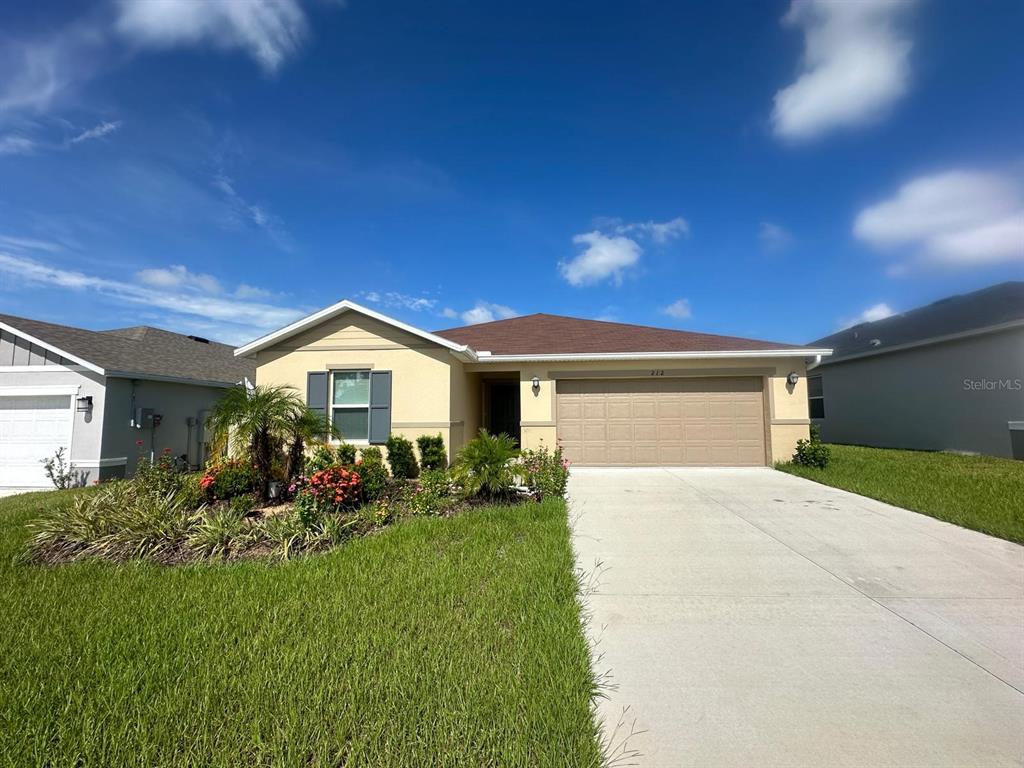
292, 466, 362, 528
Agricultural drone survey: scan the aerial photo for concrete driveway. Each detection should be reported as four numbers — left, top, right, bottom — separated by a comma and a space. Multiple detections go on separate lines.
570, 467, 1024, 767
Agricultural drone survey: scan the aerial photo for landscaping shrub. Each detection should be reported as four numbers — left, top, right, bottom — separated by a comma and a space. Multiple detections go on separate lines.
409, 468, 453, 515
518, 446, 571, 501
416, 434, 447, 471
200, 458, 258, 501
40, 447, 75, 489
228, 493, 258, 517
176, 472, 205, 510
134, 449, 181, 498
452, 430, 519, 500
357, 447, 391, 501
793, 436, 830, 469
305, 444, 337, 475
386, 435, 419, 479
336, 442, 358, 466
292, 466, 362, 523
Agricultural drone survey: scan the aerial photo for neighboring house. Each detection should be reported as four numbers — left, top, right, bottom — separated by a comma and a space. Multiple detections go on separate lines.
808, 282, 1024, 460
0, 314, 255, 491
235, 301, 828, 467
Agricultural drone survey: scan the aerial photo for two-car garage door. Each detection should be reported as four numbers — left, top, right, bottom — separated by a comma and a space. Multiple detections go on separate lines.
0, 394, 73, 488
556, 377, 766, 466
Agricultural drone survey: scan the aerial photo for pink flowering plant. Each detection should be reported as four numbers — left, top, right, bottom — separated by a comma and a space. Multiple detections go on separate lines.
517, 446, 570, 501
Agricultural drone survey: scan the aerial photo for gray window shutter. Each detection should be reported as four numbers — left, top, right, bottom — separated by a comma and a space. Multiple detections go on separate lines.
368, 370, 392, 445
307, 372, 329, 432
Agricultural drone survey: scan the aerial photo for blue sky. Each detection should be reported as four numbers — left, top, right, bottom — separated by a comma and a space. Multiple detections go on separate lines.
0, 0, 1021, 345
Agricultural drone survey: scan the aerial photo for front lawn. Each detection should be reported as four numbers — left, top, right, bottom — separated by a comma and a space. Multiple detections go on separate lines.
0, 490, 602, 767
777, 444, 1024, 544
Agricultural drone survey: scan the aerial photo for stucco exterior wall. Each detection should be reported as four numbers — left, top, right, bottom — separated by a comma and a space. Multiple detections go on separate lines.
101, 377, 231, 477
0, 367, 107, 484
252, 313, 460, 463
812, 327, 1024, 458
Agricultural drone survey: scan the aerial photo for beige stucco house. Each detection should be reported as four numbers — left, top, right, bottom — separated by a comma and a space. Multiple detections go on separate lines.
235, 301, 831, 467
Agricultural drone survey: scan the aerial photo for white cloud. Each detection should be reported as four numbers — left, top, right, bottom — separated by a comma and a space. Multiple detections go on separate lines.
69, 120, 122, 145
136, 264, 221, 294
854, 170, 1024, 266
561, 231, 643, 287
0, 41, 63, 115
440, 307, 458, 319
759, 221, 793, 252
359, 291, 437, 312
616, 216, 690, 244
115, 0, 309, 73
458, 302, 518, 325
0, 234, 64, 253
0, 251, 299, 342
234, 283, 272, 300
839, 302, 896, 329
662, 298, 693, 320
0, 135, 36, 156
772, 0, 916, 141
213, 173, 294, 251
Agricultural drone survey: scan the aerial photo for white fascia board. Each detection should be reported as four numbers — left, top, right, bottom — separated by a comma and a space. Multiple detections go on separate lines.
474, 348, 832, 363
0, 320, 105, 375
105, 371, 239, 388
233, 300, 473, 358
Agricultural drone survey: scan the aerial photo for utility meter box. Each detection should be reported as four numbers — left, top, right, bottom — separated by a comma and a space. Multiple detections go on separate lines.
136, 407, 155, 429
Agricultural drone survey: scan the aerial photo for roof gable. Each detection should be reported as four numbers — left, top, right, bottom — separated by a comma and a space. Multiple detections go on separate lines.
233, 300, 471, 358
434, 313, 817, 357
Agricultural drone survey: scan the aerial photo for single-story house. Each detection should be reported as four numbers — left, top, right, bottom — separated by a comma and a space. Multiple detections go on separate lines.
0, 313, 255, 491
808, 281, 1024, 460
235, 301, 830, 467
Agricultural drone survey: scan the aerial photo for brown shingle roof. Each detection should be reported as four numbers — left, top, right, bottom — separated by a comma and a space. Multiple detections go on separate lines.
434, 313, 810, 356
0, 313, 255, 385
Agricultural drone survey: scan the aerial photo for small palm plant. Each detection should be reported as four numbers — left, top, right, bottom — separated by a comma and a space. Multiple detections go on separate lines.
207, 385, 313, 501
452, 429, 520, 500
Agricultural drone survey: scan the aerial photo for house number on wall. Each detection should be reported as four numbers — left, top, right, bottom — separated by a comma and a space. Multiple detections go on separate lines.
649, 369, 665, 376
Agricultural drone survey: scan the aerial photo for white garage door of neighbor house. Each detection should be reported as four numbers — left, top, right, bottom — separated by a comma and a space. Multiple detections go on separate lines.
0, 395, 73, 488
556, 377, 766, 467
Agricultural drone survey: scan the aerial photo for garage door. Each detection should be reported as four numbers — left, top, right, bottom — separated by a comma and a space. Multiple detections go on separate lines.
556, 377, 766, 466
0, 394, 73, 488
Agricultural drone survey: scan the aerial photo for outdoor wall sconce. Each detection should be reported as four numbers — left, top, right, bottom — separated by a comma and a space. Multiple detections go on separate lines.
76, 395, 93, 412
531, 376, 541, 394
786, 372, 800, 386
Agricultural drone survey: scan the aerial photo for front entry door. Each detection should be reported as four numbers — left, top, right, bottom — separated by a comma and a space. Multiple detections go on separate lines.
488, 383, 521, 445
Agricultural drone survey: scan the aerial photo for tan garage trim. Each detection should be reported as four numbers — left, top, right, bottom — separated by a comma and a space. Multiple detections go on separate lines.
556, 377, 766, 467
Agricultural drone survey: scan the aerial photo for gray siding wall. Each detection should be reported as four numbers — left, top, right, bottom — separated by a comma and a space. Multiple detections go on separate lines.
0, 330, 71, 366
101, 378, 230, 476
0, 367, 108, 484
813, 327, 1024, 458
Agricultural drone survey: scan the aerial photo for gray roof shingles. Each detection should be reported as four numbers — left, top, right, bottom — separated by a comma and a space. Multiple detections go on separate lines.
0, 313, 254, 386
811, 281, 1024, 365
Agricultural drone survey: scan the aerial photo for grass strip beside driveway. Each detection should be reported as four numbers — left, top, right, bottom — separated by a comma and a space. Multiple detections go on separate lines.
0, 490, 601, 767
778, 444, 1024, 544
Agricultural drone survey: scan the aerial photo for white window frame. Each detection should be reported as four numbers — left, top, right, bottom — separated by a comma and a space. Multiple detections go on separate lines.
330, 369, 371, 444
808, 375, 825, 420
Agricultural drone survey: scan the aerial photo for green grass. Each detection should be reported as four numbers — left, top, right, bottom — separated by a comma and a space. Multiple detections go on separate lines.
778, 444, 1024, 544
0, 490, 602, 767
